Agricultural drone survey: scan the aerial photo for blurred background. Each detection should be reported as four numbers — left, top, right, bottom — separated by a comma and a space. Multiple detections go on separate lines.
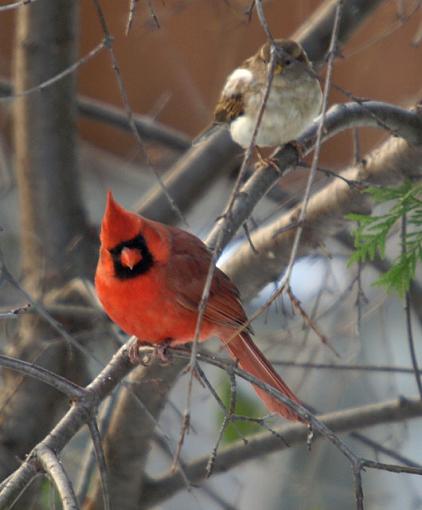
0, 1, 421, 509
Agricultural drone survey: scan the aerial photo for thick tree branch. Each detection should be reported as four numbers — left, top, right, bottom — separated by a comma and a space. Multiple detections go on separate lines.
0, 0, 93, 490
135, 0, 387, 224
85, 361, 183, 510
207, 101, 422, 252
220, 104, 422, 298
292, 0, 386, 65
0, 343, 134, 509
0, 79, 191, 152
142, 396, 422, 506
2, 341, 421, 509
136, 129, 242, 223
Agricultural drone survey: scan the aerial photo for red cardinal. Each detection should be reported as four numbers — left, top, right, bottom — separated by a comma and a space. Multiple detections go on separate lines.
95, 192, 302, 422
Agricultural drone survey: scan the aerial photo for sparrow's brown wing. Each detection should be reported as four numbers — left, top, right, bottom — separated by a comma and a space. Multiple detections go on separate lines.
193, 57, 255, 145
214, 93, 245, 123
213, 57, 256, 123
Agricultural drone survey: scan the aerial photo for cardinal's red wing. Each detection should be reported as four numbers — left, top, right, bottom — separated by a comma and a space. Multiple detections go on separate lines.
166, 226, 251, 333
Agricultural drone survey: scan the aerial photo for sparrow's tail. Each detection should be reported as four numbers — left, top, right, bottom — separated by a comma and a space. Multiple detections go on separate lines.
223, 333, 303, 422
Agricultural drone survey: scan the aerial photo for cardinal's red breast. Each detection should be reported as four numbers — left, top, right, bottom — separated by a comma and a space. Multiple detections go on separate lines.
95, 192, 248, 344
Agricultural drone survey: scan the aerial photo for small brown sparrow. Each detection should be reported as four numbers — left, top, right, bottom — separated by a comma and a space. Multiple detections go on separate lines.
196, 39, 322, 149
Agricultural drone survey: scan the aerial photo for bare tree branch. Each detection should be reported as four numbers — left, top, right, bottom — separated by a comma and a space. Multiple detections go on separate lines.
37, 444, 80, 510
136, 128, 241, 222
221, 104, 422, 299
85, 361, 183, 510
0, 354, 85, 398
0, 0, 40, 12
135, 0, 386, 224
87, 420, 110, 510
293, 0, 386, 65
207, 101, 422, 253
0, 342, 134, 509
0, 79, 191, 152
0, 0, 93, 491
142, 395, 422, 506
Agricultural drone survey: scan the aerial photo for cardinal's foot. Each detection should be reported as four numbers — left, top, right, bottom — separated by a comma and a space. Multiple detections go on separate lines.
155, 339, 172, 365
128, 338, 154, 366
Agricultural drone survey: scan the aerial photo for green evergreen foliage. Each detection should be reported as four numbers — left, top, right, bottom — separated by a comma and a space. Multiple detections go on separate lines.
347, 182, 422, 296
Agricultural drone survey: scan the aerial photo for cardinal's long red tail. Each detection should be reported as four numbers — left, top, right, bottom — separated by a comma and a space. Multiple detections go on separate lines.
224, 333, 303, 422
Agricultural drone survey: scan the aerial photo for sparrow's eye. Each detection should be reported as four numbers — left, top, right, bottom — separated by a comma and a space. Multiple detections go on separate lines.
284, 58, 293, 66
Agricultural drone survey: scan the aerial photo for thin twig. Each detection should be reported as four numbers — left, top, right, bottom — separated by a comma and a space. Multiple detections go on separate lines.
277, 0, 344, 290
0, 0, 40, 12
362, 459, 422, 476
351, 432, 421, 469
37, 445, 80, 510
353, 463, 364, 510
0, 304, 30, 319
0, 40, 106, 102
143, 0, 160, 29
271, 359, 422, 375
87, 420, 110, 510
75, 393, 116, 503
125, 0, 139, 34
206, 368, 237, 478
286, 286, 339, 357
91, 0, 186, 225
194, 363, 247, 444
254, 0, 274, 42
0, 354, 85, 398
353, 127, 367, 337
174, 43, 279, 467
75, 391, 118, 504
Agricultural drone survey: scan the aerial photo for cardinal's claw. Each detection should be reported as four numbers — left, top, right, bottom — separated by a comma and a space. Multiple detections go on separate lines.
128, 339, 154, 366
155, 339, 172, 365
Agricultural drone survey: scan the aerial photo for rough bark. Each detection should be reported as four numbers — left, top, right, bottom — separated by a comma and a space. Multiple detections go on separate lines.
0, 0, 92, 488
222, 132, 422, 300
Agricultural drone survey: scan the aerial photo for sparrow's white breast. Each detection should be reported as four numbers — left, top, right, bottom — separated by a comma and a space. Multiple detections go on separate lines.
230, 74, 322, 148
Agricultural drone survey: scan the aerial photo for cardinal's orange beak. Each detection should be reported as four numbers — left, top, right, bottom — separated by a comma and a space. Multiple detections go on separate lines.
120, 247, 142, 269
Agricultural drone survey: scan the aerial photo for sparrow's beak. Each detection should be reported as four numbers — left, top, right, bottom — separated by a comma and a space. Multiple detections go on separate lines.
274, 63, 283, 74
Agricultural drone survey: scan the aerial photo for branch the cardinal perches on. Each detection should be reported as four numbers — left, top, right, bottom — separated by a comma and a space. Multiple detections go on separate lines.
2, 344, 422, 509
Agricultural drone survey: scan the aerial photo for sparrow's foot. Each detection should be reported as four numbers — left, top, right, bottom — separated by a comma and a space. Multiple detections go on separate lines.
255, 146, 281, 173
